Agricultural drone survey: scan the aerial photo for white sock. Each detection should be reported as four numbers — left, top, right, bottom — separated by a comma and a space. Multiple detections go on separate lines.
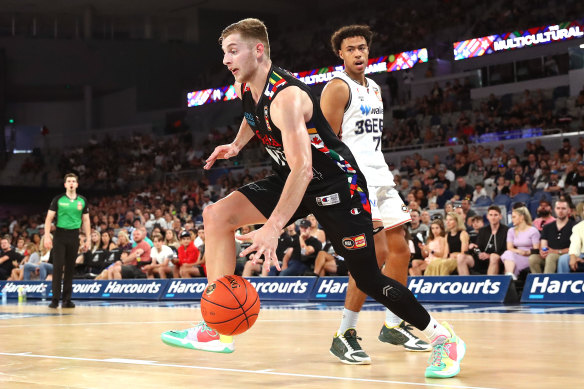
422, 317, 450, 345
338, 308, 359, 335
384, 309, 402, 327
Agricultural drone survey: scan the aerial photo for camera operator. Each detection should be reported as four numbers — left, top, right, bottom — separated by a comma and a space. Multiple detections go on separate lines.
457, 205, 508, 275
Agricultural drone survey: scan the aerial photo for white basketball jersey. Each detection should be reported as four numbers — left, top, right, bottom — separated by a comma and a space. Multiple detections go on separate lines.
334, 72, 394, 186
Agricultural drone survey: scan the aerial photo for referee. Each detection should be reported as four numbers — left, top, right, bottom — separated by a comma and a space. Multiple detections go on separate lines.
44, 173, 91, 308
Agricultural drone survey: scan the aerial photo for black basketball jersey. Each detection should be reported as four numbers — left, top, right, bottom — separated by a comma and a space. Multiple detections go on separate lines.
241, 64, 370, 212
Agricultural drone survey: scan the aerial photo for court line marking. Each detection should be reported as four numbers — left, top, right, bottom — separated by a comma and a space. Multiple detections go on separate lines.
0, 352, 500, 389
1, 315, 584, 328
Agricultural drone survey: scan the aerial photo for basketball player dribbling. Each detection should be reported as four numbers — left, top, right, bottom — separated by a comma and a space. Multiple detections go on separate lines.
320, 25, 430, 364
160, 18, 466, 378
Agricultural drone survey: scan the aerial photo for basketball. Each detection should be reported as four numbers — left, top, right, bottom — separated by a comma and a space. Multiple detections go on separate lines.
201, 275, 260, 336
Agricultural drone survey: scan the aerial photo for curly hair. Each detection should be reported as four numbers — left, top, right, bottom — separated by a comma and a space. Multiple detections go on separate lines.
330, 25, 373, 57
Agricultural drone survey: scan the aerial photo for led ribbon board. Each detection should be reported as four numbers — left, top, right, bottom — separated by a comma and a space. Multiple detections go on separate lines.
187, 48, 428, 107
453, 19, 584, 60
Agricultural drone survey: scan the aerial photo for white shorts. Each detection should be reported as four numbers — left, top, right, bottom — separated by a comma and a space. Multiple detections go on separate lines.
369, 186, 412, 230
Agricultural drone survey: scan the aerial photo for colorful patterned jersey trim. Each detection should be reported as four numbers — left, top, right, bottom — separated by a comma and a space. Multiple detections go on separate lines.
306, 122, 371, 214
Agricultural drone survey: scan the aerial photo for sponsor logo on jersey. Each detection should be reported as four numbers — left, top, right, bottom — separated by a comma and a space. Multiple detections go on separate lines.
77, 201, 83, 210
263, 106, 272, 131
342, 233, 367, 250
350, 208, 361, 215
316, 193, 340, 206
360, 104, 372, 115
359, 104, 383, 116
246, 183, 267, 192
254, 130, 282, 147
374, 88, 382, 101
244, 112, 256, 127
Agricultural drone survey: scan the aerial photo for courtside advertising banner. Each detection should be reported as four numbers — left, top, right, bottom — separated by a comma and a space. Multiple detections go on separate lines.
248, 277, 316, 301
521, 274, 584, 303
0, 281, 50, 299
161, 278, 209, 300
72, 279, 167, 300
310, 277, 374, 302
408, 275, 513, 303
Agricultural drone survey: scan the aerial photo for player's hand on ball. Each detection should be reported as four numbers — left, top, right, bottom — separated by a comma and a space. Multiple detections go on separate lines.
237, 223, 281, 272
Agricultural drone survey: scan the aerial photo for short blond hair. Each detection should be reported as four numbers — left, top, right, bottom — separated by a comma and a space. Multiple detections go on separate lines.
219, 18, 270, 58
446, 212, 466, 233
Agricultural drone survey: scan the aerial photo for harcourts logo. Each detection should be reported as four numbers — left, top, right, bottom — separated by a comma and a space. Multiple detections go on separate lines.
407, 276, 510, 303
409, 278, 501, 295
166, 280, 207, 295
72, 282, 102, 294
248, 277, 316, 300
310, 277, 374, 301
522, 275, 584, 303
103, 281, 161, 295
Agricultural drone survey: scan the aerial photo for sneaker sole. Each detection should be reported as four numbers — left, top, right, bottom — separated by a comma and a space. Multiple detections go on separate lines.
378, 336, 431, 352
425, 365, 461, 379
161, 334, 234, 353
329, 350, 371, 365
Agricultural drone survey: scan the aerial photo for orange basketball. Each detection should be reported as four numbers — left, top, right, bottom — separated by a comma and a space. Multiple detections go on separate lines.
201, 275, 260, 336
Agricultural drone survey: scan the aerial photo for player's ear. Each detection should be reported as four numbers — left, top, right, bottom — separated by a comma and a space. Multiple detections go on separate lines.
256, 42, 264, 57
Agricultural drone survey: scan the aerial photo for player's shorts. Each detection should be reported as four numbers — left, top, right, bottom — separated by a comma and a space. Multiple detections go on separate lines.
238, 174, 376, 260
368, 185, 411, 230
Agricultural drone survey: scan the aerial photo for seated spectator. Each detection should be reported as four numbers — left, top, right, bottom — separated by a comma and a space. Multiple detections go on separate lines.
532, 199, 555, 231
306, 214, 326, 244
457, 205, 508, 275
454, 177, 474, 201
408, 210, 429, 243
434, 183, 454, 209
544, 170, 564, 196
97, 230, 131, 280
410, 219, 447, 276
0, 235, 24, 280
78, 229, 108, 278
510, 174, 530, 197
144, 233, 176, 279
493, 175, 510, 197
23, 239, 53, 281
420, 210, 431, 227
111, 228, 151, 279
176, 230, 203, 278
558, 206, 584, 273
472, 183, 488, 202
279, 219, 321, 276
501, 207, 540, 280
425, 212, 469, 276
529, 199, 575, 273
164, 229, 180, 252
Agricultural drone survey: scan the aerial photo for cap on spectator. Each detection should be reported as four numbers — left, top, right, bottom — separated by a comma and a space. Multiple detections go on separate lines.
578, 161, 584, 166
498, 163, 506, 168
179, 230, 191, 239
299, 219, 312, 229
551, 170, 559, 175
38, 224, 45, 229
434, 183, 444, 189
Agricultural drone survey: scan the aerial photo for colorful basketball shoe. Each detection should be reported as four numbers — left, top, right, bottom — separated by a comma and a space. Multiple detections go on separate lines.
161, 322, 234, 353
425, 322, 466, 378
330, 328, 371, 365
378, 321, 431, 351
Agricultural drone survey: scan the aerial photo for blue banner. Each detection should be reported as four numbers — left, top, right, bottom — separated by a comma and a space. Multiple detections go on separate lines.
407, 275, 514, 303
248, 277, 316, 301
161, 278, 208, 300
522, 274, 584, 303
0, 281, 50, 299
310, 277, 375, 302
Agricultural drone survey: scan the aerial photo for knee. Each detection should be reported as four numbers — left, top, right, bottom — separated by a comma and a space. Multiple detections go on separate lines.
456, 254, 467, 265
529, 254, 542, 266
489, 254, 501, 264
203, 202, 233, 231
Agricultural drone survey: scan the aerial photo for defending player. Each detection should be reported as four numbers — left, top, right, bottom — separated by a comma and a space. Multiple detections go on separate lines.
320, 25, 430, 365
160, 18, 465, 378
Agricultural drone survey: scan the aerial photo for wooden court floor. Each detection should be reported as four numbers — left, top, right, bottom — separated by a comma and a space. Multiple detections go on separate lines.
0, 301, 583, 389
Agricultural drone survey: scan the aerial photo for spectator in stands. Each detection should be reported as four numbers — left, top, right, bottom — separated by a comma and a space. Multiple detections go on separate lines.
532, 164, 551, 192
420, 210, 431, 227
496, 163, 513, 181
454, 177, 473, 201
510, 174, 530, 197
457, 205, 508, 276
145, 234, 175, 279
78, 229, 109, 278
410, 219, 446, 276
493, 175, 510, 197
111, 228, 151, 279
306, 214, 326, 244
434, 183, 454, 209
425, 212, 469, 276
459, 198, 477, 225
558, 207, 584, 273
0, 235, 23, 280
408, 210, 429, 242
566, 161, 584, 195
164, 229, 180, 252
529, 199, 575, 274
279, 219, 321, 276
176, 230, 203, 278
544, 170, 565, 196
501, 207, 540, 280
472, 183, 488, 202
